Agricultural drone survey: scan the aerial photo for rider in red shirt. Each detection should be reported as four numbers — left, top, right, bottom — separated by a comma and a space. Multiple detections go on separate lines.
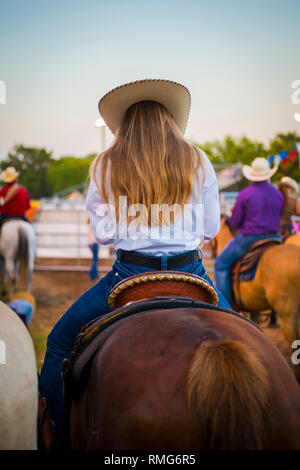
0, 167, 31, 224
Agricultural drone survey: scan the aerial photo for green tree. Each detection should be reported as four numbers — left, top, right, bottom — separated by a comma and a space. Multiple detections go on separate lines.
267, 132, 300, 182
3, 132, 299, 200
48, 154, 95, 195
0, 144, 54, 198
194, 132, 300, 182
195, 135, 267, 167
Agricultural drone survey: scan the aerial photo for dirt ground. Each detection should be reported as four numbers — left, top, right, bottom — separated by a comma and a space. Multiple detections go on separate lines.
29, 270, 97, 371
29, 265, 294, 373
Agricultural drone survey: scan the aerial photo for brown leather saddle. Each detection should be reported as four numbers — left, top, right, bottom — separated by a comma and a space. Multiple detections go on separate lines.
108, 270, 219, 309
231, 237, 281, 308
63, 271, 219, 391
62, 271, 261, 399
62, 272, 220, 400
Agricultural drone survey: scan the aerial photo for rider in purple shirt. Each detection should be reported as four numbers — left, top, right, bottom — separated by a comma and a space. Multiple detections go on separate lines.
230, 180, 283, 235
214, 158, 283, 305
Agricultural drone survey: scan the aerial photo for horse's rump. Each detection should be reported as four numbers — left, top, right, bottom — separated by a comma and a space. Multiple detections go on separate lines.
0, 301, 38, 449
0, 220, 36, 295
63, 297, 260, 401
69, 307, 300, 450
18, 223, 29, 289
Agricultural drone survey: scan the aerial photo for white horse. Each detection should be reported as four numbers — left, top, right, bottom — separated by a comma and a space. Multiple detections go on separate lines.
0, 301, 38, 449
0, 220, 36, 299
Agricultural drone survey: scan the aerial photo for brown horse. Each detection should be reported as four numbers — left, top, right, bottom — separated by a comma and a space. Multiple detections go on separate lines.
69, 306, 300, 450
213, 217, 300, 380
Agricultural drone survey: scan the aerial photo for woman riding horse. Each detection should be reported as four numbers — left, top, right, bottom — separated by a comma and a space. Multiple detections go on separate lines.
0, 167, 35, 298
39, 79, 230, 444
214, 158, 283, 306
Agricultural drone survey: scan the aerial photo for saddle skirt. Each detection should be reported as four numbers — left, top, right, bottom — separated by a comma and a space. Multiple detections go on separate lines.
63, 272, 218, 399
231, 237, 281, 283
231, 237, 281, 309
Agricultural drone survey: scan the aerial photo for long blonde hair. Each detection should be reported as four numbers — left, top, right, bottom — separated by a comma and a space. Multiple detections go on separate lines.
91, 101, 204, 225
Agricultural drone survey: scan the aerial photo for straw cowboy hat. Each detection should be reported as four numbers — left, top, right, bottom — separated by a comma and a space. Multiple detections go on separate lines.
1, 166, 19, 183
278, 176, 299, 195
242, 158, 278, 182
98, 79, 191, 135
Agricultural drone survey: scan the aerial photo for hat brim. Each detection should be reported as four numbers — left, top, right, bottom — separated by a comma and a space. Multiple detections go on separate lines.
279, 178, 299, 194
242, 165, 278, 182
98, 79, 191, 135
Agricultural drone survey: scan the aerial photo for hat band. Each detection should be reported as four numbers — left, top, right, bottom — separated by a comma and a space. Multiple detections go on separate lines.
250, 168, 271, 177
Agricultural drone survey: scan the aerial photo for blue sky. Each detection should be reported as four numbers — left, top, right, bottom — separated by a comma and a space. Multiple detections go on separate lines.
0, 0, 300, 158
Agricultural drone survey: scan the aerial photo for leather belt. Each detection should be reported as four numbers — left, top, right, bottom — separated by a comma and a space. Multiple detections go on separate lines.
118, 249, 201, 269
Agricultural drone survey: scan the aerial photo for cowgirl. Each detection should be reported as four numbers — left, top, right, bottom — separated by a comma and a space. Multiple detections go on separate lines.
39, 79, 230, 442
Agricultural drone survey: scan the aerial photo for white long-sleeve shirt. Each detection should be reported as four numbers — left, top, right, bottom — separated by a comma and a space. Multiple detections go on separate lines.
85, 149, 220, 256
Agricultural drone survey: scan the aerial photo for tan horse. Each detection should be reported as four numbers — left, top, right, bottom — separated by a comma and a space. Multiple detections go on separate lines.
213, 217, 300, 380
285, 233, 300, 249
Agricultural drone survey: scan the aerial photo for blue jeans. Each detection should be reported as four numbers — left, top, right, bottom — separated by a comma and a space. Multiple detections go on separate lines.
39, 249, 230, 443
214, 234, 281, 306
88, 243, 99, 281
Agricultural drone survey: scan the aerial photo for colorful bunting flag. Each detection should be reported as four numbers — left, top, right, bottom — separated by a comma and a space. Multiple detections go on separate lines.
265, 144, 300, 171
283, 156, 289, 169
273, 155, 282, 167
289, 150, 297, 163
279, 150, 288, 159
